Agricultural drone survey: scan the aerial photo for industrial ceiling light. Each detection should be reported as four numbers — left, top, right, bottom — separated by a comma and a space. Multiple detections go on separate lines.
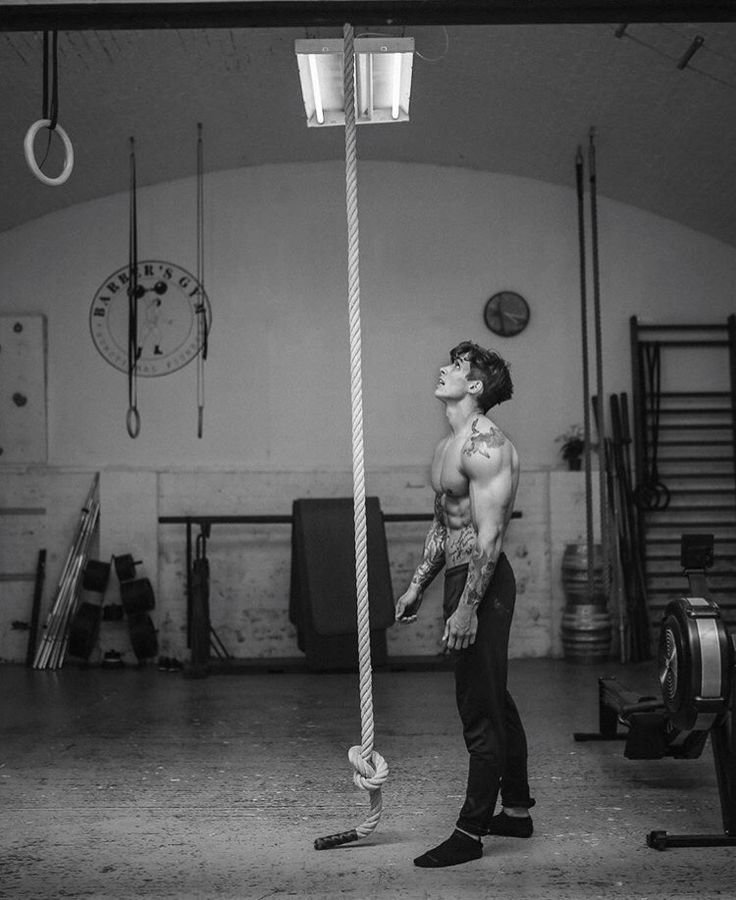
295, 37, 414, 127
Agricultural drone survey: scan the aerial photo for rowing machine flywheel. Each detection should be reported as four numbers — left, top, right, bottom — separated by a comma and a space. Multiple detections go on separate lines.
658, 596, 732, 733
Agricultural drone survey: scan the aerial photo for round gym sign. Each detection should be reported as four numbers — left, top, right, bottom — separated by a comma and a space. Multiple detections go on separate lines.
89, 260, 211, 376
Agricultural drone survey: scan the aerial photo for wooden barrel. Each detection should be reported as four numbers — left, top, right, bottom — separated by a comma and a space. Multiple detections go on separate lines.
561, 542, 606, 605
561, 543, 611, 662
561, 604, 612, 663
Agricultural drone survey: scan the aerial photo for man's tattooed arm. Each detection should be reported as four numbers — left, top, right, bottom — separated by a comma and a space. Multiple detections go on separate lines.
442, 416, 515, 648
460, 543, 497, 609
410, 494, 447, 593
456, 418, 509, 609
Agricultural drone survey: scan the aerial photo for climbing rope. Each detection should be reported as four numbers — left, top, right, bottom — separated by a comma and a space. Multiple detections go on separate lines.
313, 22, 388, 851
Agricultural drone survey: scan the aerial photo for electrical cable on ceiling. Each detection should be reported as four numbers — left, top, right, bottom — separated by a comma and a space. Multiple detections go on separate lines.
353, 24, 449, 62
615, 23, 736, 90
676, 35, 705, 71
414, 25, 449, 62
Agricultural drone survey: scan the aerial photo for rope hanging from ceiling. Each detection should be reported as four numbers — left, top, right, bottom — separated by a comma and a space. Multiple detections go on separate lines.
313, 22, 388, 852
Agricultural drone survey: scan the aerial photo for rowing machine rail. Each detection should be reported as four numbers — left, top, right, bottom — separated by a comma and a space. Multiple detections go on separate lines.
574, 533, 736, 848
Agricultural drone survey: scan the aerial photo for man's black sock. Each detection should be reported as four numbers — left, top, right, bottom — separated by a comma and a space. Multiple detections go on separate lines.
413, 829, 483, 868
484, 811, 534, 838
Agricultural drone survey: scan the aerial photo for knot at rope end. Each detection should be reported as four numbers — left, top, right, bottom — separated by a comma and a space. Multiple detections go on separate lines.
312, 748, 389, 850
348, 745, 389, 792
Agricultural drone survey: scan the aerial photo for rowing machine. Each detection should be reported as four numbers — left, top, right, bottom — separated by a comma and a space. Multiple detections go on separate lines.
574, 533, 736, 848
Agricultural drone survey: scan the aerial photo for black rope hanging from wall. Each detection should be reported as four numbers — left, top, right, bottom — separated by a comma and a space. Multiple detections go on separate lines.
196, 122, 209, 438
126, 136, 141, 439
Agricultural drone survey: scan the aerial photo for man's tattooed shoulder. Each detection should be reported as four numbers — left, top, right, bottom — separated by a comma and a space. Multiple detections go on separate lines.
462, 418, 506, 458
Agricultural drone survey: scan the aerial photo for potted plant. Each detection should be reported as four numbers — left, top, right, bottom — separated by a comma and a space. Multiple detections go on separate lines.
556, 424, 586, 471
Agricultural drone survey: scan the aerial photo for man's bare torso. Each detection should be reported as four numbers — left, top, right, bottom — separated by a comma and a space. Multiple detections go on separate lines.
431, 415, 519, 569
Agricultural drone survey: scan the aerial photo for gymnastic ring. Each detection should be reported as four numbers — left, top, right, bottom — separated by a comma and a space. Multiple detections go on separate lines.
126, 406, 141, 439
23, 119, 74, 187
652, 482, 671, 510
633, 483, 657, 510
634, 480, 670, 511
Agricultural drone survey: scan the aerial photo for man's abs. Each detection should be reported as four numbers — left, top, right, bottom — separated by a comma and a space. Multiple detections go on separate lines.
446, 524, 476, 568
439, 493, 475, 568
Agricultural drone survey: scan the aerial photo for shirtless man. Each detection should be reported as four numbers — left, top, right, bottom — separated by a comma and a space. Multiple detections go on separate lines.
395, 341, 534, 868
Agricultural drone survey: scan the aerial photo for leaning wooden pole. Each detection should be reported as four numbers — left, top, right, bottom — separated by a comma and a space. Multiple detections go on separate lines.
33, 474, 100, 670
588, 129, 609, 599
25, 549, 47, 668
575, 149, 595, 591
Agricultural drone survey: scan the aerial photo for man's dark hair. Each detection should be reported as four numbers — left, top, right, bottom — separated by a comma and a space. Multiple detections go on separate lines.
450, 341, 513, 412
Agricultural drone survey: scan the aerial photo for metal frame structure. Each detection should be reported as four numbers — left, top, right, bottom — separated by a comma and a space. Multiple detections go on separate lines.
1, 1, 735, 32
629, 317, 736, 642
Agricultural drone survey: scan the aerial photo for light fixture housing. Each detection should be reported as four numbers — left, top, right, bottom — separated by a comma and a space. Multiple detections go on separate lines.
295, 37, 414, 127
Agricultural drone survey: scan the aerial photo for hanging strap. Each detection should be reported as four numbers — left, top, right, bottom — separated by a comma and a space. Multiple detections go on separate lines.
33, 31, 58, 173
635, 342, 670, 509
24, 30, 74, 186
196, 122, 208, 438
42, 31, 59, 130
126, 137, 141, 439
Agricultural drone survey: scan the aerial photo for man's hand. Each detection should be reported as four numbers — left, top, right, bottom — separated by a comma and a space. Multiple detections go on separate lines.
395, 586, 423, 623
442, 604, 478, 650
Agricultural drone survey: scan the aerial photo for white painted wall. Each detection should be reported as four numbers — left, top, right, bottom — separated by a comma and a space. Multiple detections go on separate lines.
1, 161, 734, 664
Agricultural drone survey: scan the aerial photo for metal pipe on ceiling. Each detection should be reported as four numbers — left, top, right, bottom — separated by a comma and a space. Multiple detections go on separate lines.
0, 1, 735, 32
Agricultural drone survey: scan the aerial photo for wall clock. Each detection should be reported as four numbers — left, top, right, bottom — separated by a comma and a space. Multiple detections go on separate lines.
483, 291, 530, 337
89, 260, 211, 376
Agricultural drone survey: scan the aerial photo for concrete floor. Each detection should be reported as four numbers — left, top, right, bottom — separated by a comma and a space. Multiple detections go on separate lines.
0, 656, 734, 900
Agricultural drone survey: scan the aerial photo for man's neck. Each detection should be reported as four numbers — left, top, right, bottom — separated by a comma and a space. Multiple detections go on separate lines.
444, 398, 483, 435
